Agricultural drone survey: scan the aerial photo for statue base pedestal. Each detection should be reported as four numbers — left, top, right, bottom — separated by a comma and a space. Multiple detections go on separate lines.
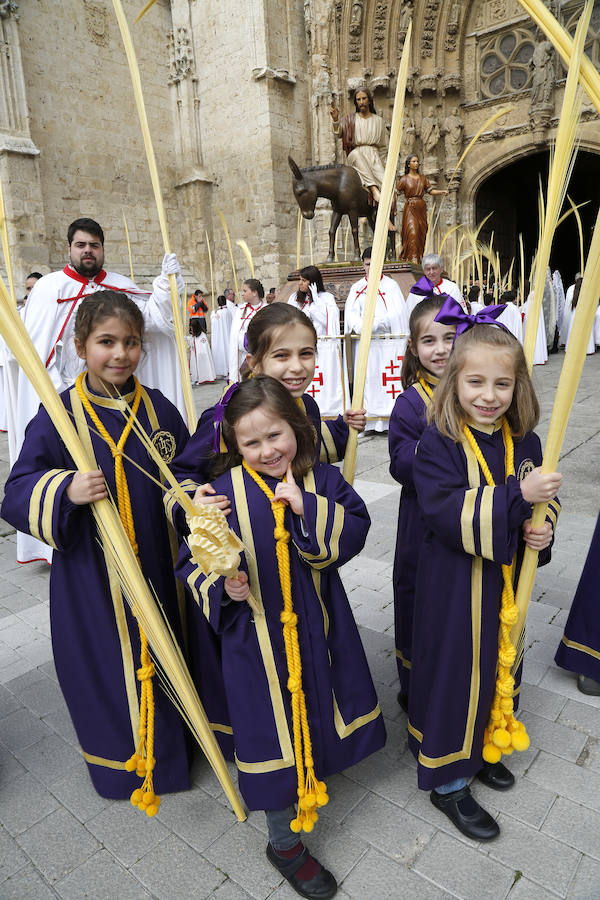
281, 261, 420, 307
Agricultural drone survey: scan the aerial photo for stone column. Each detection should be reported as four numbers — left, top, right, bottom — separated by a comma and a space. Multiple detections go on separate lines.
169, 0, 214, 290
0, 1, 49, 285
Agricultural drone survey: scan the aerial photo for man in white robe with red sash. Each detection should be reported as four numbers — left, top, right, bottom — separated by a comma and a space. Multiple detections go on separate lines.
9, 217, 186, 564
344, 247, 409, 432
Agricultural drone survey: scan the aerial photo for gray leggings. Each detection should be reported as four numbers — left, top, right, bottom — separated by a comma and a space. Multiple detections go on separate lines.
265, 806, 299, 851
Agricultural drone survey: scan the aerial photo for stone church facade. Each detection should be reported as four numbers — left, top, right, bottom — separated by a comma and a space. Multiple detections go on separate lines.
1, 0, 598, 293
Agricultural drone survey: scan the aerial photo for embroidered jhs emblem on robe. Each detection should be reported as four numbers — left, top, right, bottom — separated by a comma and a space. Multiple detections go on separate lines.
517, 458, 535, 481
149, 430, 176, 463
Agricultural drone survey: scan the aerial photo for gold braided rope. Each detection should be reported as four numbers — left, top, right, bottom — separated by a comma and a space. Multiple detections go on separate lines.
417, 375, 434, 401
462, 417, 530, 762
75, 374, 161, 816
242, 461, 328, 832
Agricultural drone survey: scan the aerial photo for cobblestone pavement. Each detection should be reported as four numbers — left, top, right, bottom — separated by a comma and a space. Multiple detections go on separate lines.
0, 353, 599, 899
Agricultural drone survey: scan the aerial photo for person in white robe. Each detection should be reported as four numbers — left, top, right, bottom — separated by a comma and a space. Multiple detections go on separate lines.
497, 291, 524, 343
187, 319, 216, 384
227, 279, 267, 382
288, 265, 345, 416
344, 248, 409, 432
523, 292, 548, 365
563, 278, 595, 355
8, 217, 186, 564
210, 297, 231, 378
406, 252, 464, 315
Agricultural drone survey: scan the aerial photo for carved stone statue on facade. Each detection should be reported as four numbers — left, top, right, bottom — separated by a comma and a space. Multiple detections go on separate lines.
349, 1, 364, 35
530, 38, 554, 107
402, 116, 417, 157
442, 107, 463, 162
421, 111, 440, 156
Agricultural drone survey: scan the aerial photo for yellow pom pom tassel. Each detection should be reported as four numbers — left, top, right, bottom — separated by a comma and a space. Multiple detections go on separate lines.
290, 817, 302, 833
482, 742, 502, 764
302, 819, 315, 833
125, 754, 139, 772
511, 729, 530, 752
492, 728, 511, 749
130, 788, 143, 806
145, 804, 159, 817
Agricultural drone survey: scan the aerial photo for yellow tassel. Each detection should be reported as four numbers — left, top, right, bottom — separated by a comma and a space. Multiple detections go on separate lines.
463, 419, 530, 762
242, 462, 329, 833
76, 373, 161, 814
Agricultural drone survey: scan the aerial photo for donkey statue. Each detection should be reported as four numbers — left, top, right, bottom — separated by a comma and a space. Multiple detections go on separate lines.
288, 156, 394, 263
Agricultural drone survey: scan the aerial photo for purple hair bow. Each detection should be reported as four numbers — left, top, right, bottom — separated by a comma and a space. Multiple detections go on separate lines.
212, 382, 239, 452
434, 296, 508, 338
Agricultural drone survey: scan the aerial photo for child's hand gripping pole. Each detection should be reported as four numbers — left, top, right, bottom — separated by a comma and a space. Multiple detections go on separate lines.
186, 504, 263, 616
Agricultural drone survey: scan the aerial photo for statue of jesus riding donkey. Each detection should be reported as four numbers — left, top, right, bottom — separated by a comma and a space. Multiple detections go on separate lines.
289, 86, 396, 263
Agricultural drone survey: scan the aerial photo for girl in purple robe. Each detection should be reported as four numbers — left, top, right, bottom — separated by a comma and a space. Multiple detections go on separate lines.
388, 297, 456, 710
1, 291, 191, 801
408, 305, 561, 841
170, 303, 366, 515
175, 376, 385, 900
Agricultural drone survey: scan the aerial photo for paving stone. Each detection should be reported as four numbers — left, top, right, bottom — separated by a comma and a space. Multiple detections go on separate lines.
487, 814, 581, 896
0, 706, 52, 752
86, 801, 170, 868
17, 732, 83, 785
154, 786, 237, 852
4, 666, 48, 695
567, 856, 600, 899
0, 591, 40, 614
0, 741, 26, 784
542, 796, 600, 862
43, 704, 79, 746
299, 821, 369, 883
473, 775, 556, 830
131, 833, 225, 899
344, 754, 417, 809
0, 683, 21, 719
340, 846, 443, 899
204, 821, 284, 899
519, 710, 588, 762
0, 620, 37, 650
55, 848, 151, 899
208, 881, 253, 900
558, 699, 600, 738
527, 751, 600, 812
343, 793, 434, 865
0, 863, 56, 899
519, 683, 568, 721
413, 831, 515, 900
0, 823, 28, 885
16, 807, 100, 883
18, 635, 53, 667
311, 772, 368, 825
539, 666, 600, 709
17, 676, 64, 717
507, 874, 561, 900
0, 772, 60, 836
49, 767, 112, 824
521, 657, 549, 687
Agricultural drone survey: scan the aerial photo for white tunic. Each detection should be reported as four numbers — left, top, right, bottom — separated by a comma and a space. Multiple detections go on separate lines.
210, 308, 231, 377
562, 287, 596, 355
523, 295, 548, 366
344, 275, 409, 431
187, 333, 216, 383
406, 277, 464, 315
333, 113, 387, 190
227, 301, 267, 383
289, 291, 345, 416
9, 265, 186, 564
497, 302, 524, 344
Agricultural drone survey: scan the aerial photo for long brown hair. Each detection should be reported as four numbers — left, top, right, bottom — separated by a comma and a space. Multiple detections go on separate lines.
430, 324, 539, 441
211, 375, 317, 479
401, 296, 451, 389
244, 303, 317, 377
74, 290, 144, 346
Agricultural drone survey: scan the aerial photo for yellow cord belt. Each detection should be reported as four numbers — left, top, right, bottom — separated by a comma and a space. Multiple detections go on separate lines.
242, 461, 329, 833
418, 375, 434, 402
462, 417, 530, 762
76, 374, 161, 816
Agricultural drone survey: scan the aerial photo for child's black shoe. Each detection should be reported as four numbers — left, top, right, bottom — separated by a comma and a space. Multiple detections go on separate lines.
430, 785, 499, 841
476, 760, 515, 791
266, 842, 337, 899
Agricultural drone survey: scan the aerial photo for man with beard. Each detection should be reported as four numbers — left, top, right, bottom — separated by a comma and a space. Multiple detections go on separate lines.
9, 217, 186, 564
330, 87, 389, 207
